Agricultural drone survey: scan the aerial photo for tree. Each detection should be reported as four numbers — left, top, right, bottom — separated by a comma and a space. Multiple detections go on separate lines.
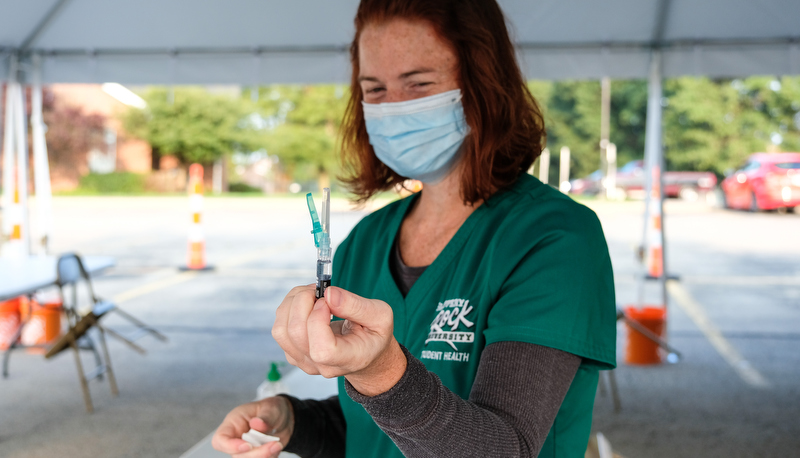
609, 80, 648, 168
118, 76, 800, 192
531, 76, 800, 180
247, 84, 349, 190
260, 123, 338, 187
122, 87, 261, 167
663, 76, 800, 175
43, 90, 106, 184
530, 80, 648, 181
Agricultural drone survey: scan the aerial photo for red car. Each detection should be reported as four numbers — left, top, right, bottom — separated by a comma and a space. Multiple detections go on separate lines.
721, 153, 800, 211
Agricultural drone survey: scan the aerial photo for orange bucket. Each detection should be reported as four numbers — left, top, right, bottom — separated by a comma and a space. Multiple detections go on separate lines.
0, 298, 23, 350
18, 295, 33, 322
624, 306, 666, 365
20, 301, 63, 353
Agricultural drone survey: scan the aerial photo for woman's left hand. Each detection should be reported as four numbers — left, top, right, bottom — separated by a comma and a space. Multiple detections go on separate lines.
271, 285, 407, 396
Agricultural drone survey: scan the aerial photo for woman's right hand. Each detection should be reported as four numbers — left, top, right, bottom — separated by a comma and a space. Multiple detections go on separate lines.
211, 396, 293, 457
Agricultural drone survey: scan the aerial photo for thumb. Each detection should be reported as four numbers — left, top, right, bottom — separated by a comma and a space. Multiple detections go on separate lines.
250, 417, 269, 433
325, 287, 388, 328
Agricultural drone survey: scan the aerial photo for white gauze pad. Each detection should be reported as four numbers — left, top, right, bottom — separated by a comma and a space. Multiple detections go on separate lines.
242, 428, 280, 447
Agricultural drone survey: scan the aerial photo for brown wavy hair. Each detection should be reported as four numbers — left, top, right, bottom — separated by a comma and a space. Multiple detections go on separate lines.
339, 0, 546, 205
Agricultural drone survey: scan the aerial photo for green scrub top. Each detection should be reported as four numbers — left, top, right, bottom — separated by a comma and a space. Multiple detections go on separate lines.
332, 173, 617, 458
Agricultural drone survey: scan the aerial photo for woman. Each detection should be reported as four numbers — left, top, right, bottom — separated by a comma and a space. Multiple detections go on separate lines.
212, 1, 616, 457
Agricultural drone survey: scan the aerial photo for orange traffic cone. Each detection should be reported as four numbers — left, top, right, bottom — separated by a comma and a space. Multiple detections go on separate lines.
180, 164, 214, 271
645, 165, 664, 279
3, 172, 26, 257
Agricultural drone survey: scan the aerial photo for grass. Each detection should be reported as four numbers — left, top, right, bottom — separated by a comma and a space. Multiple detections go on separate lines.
56, 172, 149, 195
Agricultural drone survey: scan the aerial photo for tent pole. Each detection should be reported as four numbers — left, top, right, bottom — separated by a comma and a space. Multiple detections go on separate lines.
1, 57, 16, 241
31, 53, 52, 255
600, 76, 611, 198
13, 65, 30, 257
638, 50, 666, 308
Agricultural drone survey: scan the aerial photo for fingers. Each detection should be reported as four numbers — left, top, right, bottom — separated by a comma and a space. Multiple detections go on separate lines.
286, 284, 316, 297
325, 287, 392, 330
254, 395, 295, 445
286, 289, 318, 355
273, 285, 314, 330
233, 415, 286, 457
272, 285, 317, 372
231, 440, 284, 458
330, 320, 345, 336
273, 286, 395, 380
211, 408, 254, 454
213, 398, 291, 458
250, 417, 269, 434
213, 428, 252, 455
306, 299, 341, 377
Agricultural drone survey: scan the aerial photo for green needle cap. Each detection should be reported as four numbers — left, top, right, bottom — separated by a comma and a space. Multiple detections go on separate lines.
306, 193, 323, 247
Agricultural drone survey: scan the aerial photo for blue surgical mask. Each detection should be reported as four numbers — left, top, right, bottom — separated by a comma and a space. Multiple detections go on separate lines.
362, 89, 469, 184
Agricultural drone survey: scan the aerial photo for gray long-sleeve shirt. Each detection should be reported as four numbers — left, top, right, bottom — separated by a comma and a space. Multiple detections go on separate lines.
283, 343, 580, 458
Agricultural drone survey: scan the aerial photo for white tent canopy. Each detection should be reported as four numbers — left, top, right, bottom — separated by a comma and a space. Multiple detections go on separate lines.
1, 0, 799, 85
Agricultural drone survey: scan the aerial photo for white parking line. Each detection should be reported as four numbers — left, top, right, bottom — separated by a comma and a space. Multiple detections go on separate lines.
113, 270, 199, 304
667, 280, 770, 389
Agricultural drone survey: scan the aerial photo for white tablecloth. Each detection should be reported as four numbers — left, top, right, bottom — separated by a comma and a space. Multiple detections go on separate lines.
0, 255, 116, 302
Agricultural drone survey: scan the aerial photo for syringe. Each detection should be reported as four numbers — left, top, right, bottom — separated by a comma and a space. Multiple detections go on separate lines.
306, 188, 331, 299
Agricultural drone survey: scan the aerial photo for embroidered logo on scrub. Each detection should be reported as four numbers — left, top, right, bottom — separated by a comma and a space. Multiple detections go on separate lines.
425, 298, 474, 351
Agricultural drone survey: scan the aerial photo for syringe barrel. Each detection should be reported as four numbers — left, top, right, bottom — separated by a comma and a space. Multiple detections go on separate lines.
316, 259, 332, 299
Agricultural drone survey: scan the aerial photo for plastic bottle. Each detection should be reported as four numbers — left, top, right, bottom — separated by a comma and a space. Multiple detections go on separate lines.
256, 362, 288, 400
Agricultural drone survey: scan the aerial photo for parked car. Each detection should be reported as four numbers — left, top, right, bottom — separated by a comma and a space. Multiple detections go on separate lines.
569, 170, 603, 195
721, 152, 800, 211
570, 160, 717, 200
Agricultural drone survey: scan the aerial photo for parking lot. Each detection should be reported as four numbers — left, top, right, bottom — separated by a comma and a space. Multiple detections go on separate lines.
1, 194, 798, 458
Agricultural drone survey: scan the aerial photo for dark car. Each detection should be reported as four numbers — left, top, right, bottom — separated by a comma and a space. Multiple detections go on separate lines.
569, 170, 603, 195
570, 160, 717, 200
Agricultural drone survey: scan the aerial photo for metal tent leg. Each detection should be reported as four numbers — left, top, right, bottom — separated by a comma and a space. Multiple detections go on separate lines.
607, 370, 622, 413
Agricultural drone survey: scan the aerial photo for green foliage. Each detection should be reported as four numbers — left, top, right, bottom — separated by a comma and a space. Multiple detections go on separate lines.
252, 85, 349, 128
533, 80, 600, 180
664, 76, 800, 174
246, 85, 349, 184
119, 77, 800, 189
78, 172, 146, 194
122, 87, 261, 165
530, 76, 800, 179
228, 182, 263, 193
609, 80, 649, 166
530, 79, 648, 180
260, 124, 337, 175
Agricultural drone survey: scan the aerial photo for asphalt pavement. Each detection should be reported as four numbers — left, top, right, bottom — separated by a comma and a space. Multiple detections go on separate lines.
0, 194, 798, 458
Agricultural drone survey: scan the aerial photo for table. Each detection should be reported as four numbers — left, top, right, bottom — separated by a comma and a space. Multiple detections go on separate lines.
0, 255, 116, 302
